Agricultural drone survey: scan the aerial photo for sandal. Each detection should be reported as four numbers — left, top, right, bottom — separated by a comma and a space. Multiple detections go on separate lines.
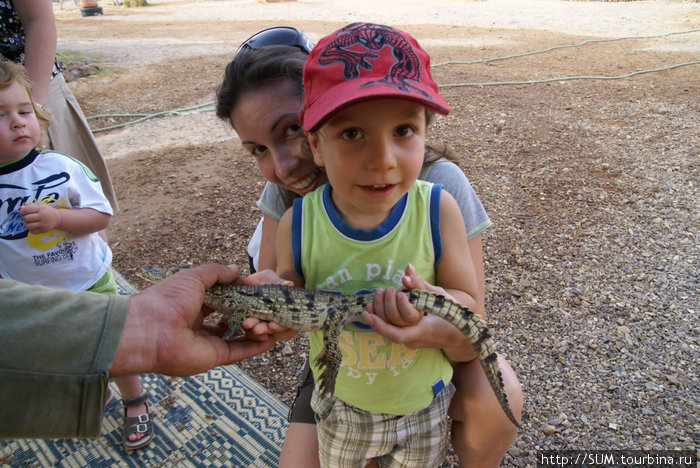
122, 392, 155, 450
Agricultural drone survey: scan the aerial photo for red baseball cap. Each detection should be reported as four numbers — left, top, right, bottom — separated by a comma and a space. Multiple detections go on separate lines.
300, 23, 450, 132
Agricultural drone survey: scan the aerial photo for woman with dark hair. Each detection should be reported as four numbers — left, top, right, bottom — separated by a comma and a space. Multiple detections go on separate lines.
216, 27, 522, 467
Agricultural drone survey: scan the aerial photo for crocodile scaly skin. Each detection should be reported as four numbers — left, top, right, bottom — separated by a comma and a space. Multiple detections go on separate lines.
143, 266, 519, 428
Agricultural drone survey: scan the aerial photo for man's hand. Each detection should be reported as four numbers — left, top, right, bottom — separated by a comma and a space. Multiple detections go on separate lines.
110, 264, 277, 377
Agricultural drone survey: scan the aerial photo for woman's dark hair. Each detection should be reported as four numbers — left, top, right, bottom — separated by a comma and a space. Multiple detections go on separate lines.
424, 110, 456, 163
425, 141, 456, 163
215, 45, 307, 123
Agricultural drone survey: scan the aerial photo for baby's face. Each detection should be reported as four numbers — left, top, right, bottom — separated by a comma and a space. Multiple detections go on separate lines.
0, 81, 41, 164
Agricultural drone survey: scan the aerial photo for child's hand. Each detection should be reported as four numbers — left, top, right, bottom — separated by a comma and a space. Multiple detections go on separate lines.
238, 269, 299, 341
366, 263, 455, 327
18, 203, 61, 234
400, 262, 456, 303
238, 269, 293, 288
240, 318, 299, 342
363, 264, 474, 356
368, 286, 422, 327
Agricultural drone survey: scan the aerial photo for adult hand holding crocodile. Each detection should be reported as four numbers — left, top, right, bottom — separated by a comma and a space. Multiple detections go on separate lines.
0, 264, 278, 439
112, 264, 282, 377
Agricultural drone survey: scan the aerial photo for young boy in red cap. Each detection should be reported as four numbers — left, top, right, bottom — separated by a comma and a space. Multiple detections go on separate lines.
274, 23, 484, 466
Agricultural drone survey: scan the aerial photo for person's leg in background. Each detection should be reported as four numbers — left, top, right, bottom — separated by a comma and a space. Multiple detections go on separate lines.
46, 72, 118, 213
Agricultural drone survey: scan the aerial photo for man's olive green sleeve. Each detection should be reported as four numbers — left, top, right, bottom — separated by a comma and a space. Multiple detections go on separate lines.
0, 279, 129, 439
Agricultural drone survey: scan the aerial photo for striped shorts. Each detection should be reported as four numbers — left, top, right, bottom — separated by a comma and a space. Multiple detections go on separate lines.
311, 382, 455, 468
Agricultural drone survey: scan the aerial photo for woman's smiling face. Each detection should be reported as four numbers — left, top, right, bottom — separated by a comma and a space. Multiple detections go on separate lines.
230, 80, 325, 196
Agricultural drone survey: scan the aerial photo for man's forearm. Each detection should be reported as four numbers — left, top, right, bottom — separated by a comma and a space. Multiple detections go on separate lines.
0, 279, 129, 438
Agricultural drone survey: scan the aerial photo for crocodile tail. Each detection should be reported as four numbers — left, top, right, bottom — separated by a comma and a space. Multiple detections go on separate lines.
479, 344, 521, 428
406, 289, 520, 428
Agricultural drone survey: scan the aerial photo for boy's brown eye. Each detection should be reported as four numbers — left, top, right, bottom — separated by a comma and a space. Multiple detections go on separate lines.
342, 128, 360, 140
394, 125, 414, 137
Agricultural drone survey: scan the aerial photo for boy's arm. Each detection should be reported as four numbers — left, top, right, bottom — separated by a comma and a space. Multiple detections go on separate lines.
365, 191, 483, 362
257, 213, 280, 271
19, 203, 110, 235
239, 208, 302, 342
435, 190, 483, 317
274, 208, 304, 287
426, 190, 484, 361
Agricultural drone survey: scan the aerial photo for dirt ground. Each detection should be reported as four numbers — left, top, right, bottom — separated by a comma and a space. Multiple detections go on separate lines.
53, 1, 698, 464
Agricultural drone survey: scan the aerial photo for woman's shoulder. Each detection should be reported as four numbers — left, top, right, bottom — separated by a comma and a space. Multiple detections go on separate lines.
258, 181, 287, 220
419, 158, 491, 237
419, 158, 474, 195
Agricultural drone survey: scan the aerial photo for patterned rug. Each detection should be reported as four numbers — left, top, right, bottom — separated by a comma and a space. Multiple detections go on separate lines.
0, 269, 290, 468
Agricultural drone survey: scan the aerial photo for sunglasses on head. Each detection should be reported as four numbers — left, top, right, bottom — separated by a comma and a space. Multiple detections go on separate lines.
235, 26, 314, 56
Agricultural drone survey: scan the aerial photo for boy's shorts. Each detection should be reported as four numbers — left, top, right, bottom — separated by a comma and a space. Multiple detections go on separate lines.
311, 381, 455, 468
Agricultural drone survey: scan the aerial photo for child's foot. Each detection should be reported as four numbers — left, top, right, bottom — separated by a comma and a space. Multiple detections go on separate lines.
126, 403, 148, 441
122, 392, 155, 450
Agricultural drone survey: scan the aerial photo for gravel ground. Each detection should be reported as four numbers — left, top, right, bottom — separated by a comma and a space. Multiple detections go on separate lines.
54, 1, 700, 465
478, 93, 699, 463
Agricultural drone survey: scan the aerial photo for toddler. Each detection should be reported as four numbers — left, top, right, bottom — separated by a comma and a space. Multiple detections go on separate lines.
0, 61, 153, 450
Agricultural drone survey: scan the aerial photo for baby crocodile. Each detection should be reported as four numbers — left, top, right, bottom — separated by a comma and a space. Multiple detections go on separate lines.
142, 265, 520, 428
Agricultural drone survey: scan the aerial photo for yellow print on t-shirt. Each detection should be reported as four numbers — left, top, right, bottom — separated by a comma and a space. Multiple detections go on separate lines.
338, 329, 417, 384
26, 198, 68, 251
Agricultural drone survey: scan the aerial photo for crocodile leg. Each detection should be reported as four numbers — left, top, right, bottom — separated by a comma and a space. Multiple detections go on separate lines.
314, 306, 347, 396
